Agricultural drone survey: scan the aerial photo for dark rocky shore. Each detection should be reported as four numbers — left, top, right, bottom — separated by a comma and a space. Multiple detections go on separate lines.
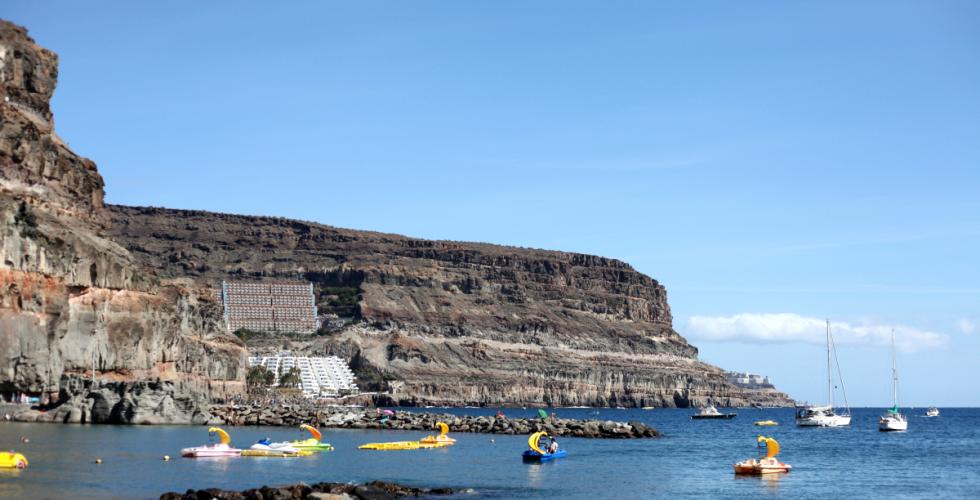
210, 404, 660, 438
161, 481, 457, 500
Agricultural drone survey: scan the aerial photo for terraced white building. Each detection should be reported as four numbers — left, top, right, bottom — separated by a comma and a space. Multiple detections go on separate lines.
248, 352, 358, 398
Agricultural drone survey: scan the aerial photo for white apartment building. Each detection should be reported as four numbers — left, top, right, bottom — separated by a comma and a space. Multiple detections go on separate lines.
249, 352, 358, 398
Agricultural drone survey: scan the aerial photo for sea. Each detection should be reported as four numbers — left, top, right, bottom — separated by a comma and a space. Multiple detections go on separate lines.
0, 407, 978, 499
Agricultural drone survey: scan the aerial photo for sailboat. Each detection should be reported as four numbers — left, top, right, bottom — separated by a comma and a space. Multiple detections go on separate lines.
879, 329, 908, 432
796, 319, 851, 427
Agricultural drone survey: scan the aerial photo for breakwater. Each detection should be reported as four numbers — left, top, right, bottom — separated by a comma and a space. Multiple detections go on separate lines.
209, 405, 660, 438
161, 480, 457, 500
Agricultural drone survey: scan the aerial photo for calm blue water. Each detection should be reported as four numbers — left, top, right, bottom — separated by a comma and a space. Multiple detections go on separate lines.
1, 407, 978, 499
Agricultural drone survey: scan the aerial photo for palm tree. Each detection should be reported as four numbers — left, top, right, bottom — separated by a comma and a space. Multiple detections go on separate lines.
278, 367, 302, 389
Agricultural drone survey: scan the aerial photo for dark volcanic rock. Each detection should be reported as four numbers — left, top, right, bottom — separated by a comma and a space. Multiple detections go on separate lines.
210, 404, 660, 438
160, 481, 456, 500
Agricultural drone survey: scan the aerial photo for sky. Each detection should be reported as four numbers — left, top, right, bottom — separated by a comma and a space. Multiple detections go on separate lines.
6, 1, 979, 406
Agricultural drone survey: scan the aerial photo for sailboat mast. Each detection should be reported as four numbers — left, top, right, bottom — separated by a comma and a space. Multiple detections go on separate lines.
827, 319, 833, 407
891, 329, 898, 407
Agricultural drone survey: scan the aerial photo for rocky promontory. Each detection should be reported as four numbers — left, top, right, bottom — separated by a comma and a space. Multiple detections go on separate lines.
0, 18, 793, 418
210, 404, 660, 438
107, 205, 795, 408
0, 20, 246, 420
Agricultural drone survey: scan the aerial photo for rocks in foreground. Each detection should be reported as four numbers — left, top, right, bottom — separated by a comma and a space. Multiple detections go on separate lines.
7, 376, 212, 425
210, 404, 660, 438
160, 481, 456, 500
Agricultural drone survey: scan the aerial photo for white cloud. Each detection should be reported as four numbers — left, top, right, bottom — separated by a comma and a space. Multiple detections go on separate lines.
685, 313, 948, 351
956, 318, 976, 335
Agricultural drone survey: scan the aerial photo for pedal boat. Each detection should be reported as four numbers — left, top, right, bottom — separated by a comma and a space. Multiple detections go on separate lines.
289, 424, 334, 451
181, 427, 243, 458
242, 439, 311, 457
360, 421, 455, 450
733, 436, 791, 475
522, 431, 566, 462
754, 420, 779, 426
0, 452, 28, 469
418, 422, 456, 447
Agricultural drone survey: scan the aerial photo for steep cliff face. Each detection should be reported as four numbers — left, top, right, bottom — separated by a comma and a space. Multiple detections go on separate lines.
107, 207, 794, 408
0, 21, 245, 409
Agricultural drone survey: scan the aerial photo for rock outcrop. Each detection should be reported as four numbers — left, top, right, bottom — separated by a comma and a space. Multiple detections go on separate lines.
107, 206, 794, 408
9, 376, 213, 424
0, 20, 246, 419
161, 481, 458, 500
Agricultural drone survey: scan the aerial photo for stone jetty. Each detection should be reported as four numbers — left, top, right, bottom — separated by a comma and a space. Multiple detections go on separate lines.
209, 404, 660, 438
161, 480, 458, 500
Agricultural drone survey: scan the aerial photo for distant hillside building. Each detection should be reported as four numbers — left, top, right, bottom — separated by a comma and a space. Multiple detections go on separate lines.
248, 352, 358, 398
726, 371, 773, 388
217, 280, 318, 334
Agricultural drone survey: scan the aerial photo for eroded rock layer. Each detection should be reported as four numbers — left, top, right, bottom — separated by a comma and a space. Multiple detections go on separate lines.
106, 207, 794, 408
0, 20, 245, 416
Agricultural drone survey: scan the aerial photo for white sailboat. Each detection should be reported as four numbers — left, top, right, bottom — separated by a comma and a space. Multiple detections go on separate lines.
879, 329, 908, 432
796, 319, 851, 427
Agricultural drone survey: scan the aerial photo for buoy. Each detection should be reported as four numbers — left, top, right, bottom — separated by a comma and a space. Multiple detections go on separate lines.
94, 458, 102, 464
490, 439, 495, 443
163, 455, 171, 461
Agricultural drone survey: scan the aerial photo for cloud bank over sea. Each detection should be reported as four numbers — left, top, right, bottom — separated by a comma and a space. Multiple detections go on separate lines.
684, 313, 948, 351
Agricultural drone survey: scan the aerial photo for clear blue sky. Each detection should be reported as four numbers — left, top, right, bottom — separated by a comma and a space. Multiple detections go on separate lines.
7, 1, 979, 406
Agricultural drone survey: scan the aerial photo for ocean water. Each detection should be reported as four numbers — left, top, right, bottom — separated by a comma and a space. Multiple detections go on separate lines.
0, 407, 978, 499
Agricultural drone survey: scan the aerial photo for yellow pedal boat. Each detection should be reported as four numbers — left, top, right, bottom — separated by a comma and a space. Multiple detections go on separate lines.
359, 421, 455, 450
754, 420, 779, 426
0, 452, 28, 469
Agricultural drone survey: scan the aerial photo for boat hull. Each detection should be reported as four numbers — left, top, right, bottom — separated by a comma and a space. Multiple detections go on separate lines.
0, 452, 28, 469
733, 464, 791, 474
290, 438, 334, 451
241, 449, 312, 457
522, 450, 567, 462
734, 457, 791, 475
692, 413, 736, 420
796, 411, 851, 427
879, 417, 908, 432
181, 444, 243, 458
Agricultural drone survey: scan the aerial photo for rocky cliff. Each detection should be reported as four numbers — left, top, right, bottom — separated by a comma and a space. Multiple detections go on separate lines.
0, 20, 246, 418
0, 19, 790, 410
107, 206, 794, 408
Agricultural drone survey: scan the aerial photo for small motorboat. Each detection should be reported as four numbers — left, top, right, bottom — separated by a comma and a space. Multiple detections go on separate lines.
754, 420, 779, 426
289, 424, 334, 451
0, 452, 28, 469
522, 431, 566, 462
733, 436, 792, 475
692, 406, 736, 419
925, 407, 940, 417
181, 427, 243, 458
